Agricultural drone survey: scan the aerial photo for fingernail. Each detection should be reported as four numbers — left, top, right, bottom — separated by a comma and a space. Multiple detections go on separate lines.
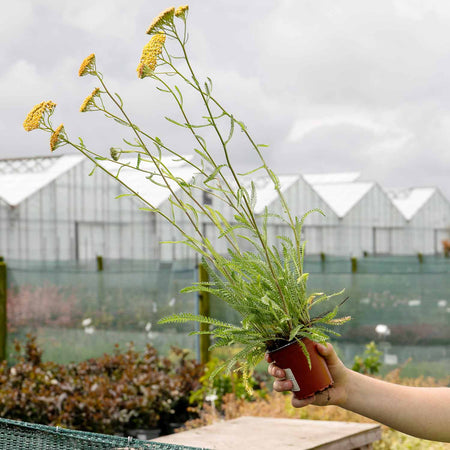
276, 369, 283, 377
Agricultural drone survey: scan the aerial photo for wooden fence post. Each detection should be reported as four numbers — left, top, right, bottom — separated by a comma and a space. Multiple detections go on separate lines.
198, 263, 210, 365
320, 252, 326, 273
96, 255, 104, 308
0, 257, 7, 361
351, 257, 358, 273
96, 255, 104, 272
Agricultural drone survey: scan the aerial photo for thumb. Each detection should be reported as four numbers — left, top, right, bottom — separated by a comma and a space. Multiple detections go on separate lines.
316, 343, 341, 366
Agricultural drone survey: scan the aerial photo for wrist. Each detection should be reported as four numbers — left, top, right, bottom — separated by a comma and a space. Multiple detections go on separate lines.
335, 366, 356, 408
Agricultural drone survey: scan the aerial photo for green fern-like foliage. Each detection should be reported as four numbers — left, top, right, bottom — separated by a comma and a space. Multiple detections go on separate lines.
159, 209, 350, 379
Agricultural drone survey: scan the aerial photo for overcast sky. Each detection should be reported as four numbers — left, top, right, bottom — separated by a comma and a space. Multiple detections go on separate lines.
3, 0, 450, 198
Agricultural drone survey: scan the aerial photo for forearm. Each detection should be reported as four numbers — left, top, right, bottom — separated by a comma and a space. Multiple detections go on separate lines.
341, 369, 450, 442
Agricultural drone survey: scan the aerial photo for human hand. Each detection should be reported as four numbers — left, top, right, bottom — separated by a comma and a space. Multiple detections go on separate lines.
266, 342, 349, 408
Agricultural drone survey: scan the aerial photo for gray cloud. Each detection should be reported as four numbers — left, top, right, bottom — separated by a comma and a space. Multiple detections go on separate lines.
2, 0, 450, 199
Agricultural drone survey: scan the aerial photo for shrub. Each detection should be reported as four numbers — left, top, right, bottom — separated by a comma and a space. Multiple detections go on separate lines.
352, 341, 383, 375
0, 335, 203, 435
189, 357, 269, 408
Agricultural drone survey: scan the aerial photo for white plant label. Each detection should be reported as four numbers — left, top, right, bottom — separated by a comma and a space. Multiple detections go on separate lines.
284, 368, 300, 391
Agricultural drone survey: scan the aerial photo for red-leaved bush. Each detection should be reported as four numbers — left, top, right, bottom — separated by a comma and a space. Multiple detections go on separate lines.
0, 335, 204, 435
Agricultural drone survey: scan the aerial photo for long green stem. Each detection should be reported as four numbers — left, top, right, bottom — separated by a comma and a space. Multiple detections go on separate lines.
162, 57, 303, 273
158, 56, 277, 257
172, 27, 291, 322
94, 77, 241, 284
99, 80, 241, 256
150, 76, 247, 252
158, 44, 303, 274
96, 73, 212, 250
152, 68, 244, 219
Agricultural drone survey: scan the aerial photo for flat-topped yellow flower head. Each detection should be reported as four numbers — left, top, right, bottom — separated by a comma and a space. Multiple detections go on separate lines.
80, 87, 101, 112
23, 101, 56, 131
50, 124, 66, 152
137, 33, 166, 78
146, 7, 175, 35
175, 5, 189, 19
78, 53, 96, 77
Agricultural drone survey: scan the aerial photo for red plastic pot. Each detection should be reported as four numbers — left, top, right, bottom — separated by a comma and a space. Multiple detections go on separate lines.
267, 337, 333, 400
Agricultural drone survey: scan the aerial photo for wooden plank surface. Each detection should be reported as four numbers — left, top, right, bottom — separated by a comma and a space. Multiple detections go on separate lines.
152, 416, 382, 450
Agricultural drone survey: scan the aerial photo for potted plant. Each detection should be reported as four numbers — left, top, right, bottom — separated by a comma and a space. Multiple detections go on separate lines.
23, 5, 350, 399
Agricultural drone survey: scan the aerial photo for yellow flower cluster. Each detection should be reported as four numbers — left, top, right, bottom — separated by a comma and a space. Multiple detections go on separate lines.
80, 87, 101, 112
78, 53, 96, 77
146, 6, 175, 35
23, 101, 56, 132
175, 5, 189, 18
137, 33, 166, 79
50, 124, 65, 152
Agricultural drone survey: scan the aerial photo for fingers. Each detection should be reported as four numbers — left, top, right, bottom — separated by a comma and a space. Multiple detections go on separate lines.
292, 395, 315, 408
268, 360, 292, 392
267, 362, 286, 379
273, 379, 293, 392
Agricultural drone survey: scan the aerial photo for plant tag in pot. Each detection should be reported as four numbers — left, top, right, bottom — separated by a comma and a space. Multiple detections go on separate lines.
284, 368, 300, 392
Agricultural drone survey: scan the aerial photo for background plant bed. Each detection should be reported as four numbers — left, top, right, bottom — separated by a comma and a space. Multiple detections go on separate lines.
1, 335, 204, 435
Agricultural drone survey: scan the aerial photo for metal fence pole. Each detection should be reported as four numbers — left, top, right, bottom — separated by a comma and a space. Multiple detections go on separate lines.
0, 257, 7, 361
198, 263, 210, 364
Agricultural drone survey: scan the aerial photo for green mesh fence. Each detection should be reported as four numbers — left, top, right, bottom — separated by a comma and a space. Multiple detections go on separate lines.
307, 255, 450, 345
0, 417, 205, 450
4, 256, 450, 372
211, 255, 450, 340
6, 259, 199, 363
209, 255, 450, 376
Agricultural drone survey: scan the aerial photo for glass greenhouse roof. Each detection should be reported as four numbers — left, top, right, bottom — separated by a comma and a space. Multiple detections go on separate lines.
312, 182, 374, 218
387, 187, 436, 220
0, 154, 84, 206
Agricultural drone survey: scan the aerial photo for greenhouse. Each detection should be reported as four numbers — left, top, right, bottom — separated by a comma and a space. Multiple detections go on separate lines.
0, 154, 196, 261
388, 187, 450, 255
1, 155, 449, 261
307, 176, 406, 256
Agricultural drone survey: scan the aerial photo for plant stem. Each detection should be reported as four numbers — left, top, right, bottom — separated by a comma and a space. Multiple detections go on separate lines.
95, 72, 211, 250
172, 27, 291, 322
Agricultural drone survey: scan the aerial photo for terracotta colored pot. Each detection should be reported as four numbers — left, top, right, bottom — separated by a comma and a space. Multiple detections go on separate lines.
267, 338, 333, 400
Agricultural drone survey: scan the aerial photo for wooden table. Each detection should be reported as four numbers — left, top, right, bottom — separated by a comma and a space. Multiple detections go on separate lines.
152, 416, 382, 450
